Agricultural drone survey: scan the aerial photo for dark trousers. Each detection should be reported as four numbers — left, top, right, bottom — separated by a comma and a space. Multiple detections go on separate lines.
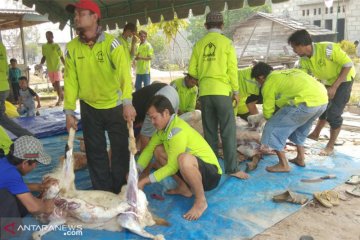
0, 189, 28, 218
80, 101, 129, 194
320, 80, 353, 129
11, 83, 20, 102
200, 95, 239, 174
0, 90, 33, 137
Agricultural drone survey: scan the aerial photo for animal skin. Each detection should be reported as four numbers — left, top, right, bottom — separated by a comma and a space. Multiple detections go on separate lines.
32, 128, 165, 240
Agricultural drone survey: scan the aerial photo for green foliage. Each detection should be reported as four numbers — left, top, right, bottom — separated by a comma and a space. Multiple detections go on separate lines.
187, 4, 271, 44
339, 40, 356, 56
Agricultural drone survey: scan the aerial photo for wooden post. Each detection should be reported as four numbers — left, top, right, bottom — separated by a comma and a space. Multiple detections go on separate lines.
265, 21, 274, 63
239, 22, 258, 60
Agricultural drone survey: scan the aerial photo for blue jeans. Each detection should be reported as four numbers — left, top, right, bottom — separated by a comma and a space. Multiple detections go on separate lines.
135, 74, 150, 91
261, 103, 327, 151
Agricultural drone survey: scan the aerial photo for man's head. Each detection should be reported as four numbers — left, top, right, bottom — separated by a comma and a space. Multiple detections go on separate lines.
251, 62, 273, 86
205, 11, 224, 30
354, 40, 359, 47
123, 22, 137, 39
10, 58, 17, 68
147, 95, 175, 130
288, 29, 313, 57
8, 136, 51, 175
19, 76, 28, 90
45, 31, 54, 43
138, 30, 147, 44
184, 73, 198, 89
66, 0, 101, 31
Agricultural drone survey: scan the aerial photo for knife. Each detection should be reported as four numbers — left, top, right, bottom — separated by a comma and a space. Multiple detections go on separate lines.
301, 174, 336, 183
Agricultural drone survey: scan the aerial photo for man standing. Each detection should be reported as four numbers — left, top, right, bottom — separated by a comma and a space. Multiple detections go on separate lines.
119, 22, 137, 63
288, 29, 356, 155
188, 11, 248, 179
135, 30, 153, 91
64, 0, 136, 194
40, 31, 65, 106
170, 73, 198, 115
137, 95, 222, 221
0, 42, 33, 137
251, 63, 328, 172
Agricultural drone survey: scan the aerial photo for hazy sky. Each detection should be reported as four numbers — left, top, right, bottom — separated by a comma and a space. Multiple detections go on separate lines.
1, 0, 72, 43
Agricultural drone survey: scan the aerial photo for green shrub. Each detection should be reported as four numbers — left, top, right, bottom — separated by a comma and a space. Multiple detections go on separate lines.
339, 40, 356, 56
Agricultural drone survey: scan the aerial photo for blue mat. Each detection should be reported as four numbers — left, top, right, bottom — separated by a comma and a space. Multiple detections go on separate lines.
12, 134, 360, 239
6, 108, 81, 140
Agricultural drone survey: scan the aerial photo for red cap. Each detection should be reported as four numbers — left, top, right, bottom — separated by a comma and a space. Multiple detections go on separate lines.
66, 0, 101, 19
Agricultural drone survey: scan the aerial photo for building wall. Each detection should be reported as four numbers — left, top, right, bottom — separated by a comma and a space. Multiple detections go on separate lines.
272, 0, 360, 42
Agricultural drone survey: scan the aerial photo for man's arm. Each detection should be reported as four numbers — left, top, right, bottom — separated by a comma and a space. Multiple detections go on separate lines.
40, 56, 46, 65
17, 192, 54, 215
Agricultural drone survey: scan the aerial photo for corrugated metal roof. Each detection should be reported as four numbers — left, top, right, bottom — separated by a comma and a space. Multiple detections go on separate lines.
238, 11, 336, 36
14, 0, 289, 30
0, 8, 49, 30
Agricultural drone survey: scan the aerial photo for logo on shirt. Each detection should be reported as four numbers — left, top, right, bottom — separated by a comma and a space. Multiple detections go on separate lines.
96, 51, 104, 62
203, 42, 216, 61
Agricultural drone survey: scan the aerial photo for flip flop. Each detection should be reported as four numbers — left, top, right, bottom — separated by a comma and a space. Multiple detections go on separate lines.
313, 191, 333, 208
273, 190, 308, 205
334, 139, 345, 146
346, 186, 360, 197
345, 175, 360, 185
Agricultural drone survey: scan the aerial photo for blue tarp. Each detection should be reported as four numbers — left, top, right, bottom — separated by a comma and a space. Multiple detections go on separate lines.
11, 134, 360, 239
6, 108, 81, 140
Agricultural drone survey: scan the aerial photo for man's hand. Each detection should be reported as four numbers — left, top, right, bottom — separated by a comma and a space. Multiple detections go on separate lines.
232, 93, 239, 108
37, 103, 41, 108
327, 86, 337, 99
66, 115, 78, 132
123, 104, 136, 122
41, 177, 59, 192
138, 177, 150, 190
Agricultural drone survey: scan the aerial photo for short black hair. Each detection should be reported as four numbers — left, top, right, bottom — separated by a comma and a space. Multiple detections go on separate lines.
288, 29, 313, 46
124, 22, 137, 32
46, 31, 53, 36
147, 95, 175, 115
19, 76, 27, 81
10, 58, 17, 63
251, 62, 273, 79
205, 22, 223, 30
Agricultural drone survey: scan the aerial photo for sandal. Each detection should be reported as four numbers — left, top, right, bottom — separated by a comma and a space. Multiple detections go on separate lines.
345, 175, 360, 185
313, 190, 339, 207
346, 185, 360, 197
273, 190, 308, 205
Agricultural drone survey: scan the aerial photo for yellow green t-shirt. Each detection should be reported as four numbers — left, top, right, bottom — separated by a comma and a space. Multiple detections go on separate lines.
137, 115, 222, 183
262, 69, 328, 119
136, 41, 153, 74
170, 77, 198, 113
0, 42, 9, 91
298, 42, 356, 86
42, 43, 63, 72
188, 29, 238, 97
0, 126, 12, 155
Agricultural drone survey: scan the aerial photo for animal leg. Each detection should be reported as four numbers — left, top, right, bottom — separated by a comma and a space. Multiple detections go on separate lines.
32, 218, 66, 240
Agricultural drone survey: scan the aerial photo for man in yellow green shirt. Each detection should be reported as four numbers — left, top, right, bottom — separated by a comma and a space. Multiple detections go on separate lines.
137, 95, 221, 221
0, 42, 33, 137
188, 11, 248, 179
119, 22, 137, 65
40, 31, 65, 106
251, 62, 328, 172
236, 66, 262, 120
170, 73, 198, 115
288, 29, 356, 155
65, 0, 136, 193
135, 30, 153, 91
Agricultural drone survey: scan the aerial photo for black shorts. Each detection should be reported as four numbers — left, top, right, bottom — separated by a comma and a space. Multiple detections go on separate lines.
177, 157, 221, 191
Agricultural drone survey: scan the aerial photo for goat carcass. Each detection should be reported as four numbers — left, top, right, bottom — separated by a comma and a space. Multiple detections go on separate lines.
33, 129, 164, 240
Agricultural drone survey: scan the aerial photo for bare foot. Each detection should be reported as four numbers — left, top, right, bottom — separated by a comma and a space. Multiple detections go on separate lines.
55, 101, 62, 106
266, 163, 291, 172
307, 133, 319, 141
319, 147, 334, 156
166, 183, 192, 197
289, 157, 305, 167
230, 171, 249, 179
183, 200, 207, 221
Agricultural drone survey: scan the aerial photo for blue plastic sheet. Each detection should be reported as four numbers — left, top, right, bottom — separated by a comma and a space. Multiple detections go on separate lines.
6, 109, 81, 140
12, 135, 360, 239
